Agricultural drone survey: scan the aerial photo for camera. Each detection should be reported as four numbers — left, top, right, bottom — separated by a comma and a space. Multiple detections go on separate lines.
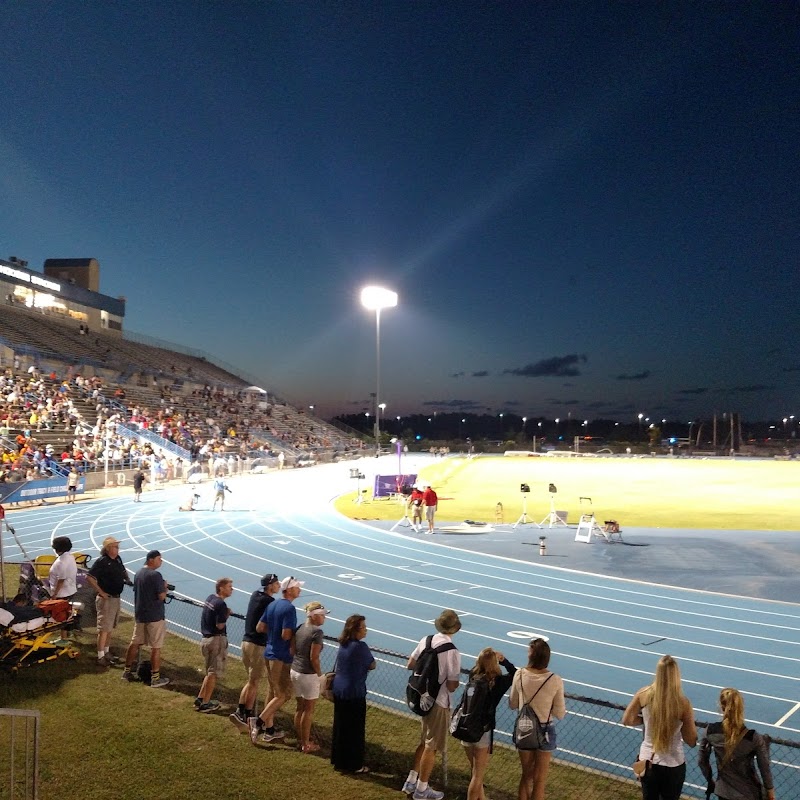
520, 483, 530, 493
166, 583, 176, 592
548, 483, 557, 494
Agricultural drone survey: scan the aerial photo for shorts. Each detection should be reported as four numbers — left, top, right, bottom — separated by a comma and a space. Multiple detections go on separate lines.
290, 669, 320, 700
462, 729, 492, 750
266, 659, 293, 700
130, 619, 166, 649
241, 641, 267, 681
420, 704, 449, 751
201, 635, 228, 676
426, 505, 437, 521
67, 485, 76, 493
95, 595, 121, 632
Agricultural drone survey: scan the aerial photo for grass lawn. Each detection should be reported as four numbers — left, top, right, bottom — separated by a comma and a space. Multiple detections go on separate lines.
0, 611, 639, 800
335, 455, 800, 531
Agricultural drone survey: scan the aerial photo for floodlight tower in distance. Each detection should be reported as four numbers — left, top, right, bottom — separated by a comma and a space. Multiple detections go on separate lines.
360, 286, 398, 456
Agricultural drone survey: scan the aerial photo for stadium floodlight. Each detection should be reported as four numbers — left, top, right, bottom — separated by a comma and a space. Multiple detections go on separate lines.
360, 286, 398, 455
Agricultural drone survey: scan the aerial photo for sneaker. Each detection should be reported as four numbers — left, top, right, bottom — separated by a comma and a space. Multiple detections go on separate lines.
259, 727, 285, 743
402, 780, 418, 795
197, 700, 220, 713
194, 698, 203, 709
229, 711, 250, 733
96, 656, 113, 667
413, 788, 444, 800
248, 717, 263, 745
150, 676, 170, 688
121, 671, 141, 682
105, 654, 122, 665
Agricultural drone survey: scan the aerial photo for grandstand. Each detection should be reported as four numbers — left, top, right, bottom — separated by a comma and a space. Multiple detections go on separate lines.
1, 258, 364, 476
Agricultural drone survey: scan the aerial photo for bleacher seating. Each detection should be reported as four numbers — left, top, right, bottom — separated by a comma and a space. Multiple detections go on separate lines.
0, 304, 365, 474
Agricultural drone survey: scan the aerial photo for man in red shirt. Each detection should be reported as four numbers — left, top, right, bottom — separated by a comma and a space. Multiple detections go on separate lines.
422, 485, 438, 534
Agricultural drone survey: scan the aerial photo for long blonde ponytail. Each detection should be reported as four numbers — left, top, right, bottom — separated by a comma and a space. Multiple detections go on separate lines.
719, 688, 747, 765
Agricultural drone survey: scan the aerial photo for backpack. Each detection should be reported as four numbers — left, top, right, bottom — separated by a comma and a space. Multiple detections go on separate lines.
449, 676, 491, 742
137, 660, 152, 685
406, 635, 456, 716
512, 672, 554, 750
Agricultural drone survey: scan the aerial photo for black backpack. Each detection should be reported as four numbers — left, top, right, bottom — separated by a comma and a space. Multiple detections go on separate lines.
449, 676, 491, 742
406, 635, 456, 716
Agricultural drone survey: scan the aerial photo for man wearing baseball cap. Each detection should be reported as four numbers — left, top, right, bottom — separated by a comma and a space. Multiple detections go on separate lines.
249, 576, 304, 745
86, 536, 132, 667
229, 573, 281, 732
122, 550, 170, 688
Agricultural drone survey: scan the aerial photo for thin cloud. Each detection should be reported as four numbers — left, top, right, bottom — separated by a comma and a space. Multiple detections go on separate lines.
677, 387, 708, 395
616, 370, 651, 381
504, 354, 587, 378
422, 399, 484, 409
730, 384, 772, 393
450, 371, 466, 378
472, 370, 489, 377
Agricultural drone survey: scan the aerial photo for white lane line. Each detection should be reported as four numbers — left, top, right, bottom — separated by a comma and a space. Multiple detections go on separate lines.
775, 701, 800, 727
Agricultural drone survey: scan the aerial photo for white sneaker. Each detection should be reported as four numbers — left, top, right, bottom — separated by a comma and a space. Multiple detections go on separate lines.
413, 788, 444, 800
402, 779, 417, 795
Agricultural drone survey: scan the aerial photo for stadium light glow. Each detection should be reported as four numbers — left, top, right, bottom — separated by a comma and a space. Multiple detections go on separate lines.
360, 286, 398, 455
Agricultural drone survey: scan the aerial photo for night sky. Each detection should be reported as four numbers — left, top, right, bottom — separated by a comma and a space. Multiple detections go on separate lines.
1, 3, 797, 423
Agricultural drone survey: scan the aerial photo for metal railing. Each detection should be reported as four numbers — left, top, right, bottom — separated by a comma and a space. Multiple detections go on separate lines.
0, 707, 40, 800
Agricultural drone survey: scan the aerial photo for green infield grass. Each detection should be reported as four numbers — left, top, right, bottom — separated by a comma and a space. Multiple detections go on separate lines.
335, 455, 799, 531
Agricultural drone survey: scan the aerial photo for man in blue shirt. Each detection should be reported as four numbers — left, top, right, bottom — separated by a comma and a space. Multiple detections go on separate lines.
249, 576, 304, 744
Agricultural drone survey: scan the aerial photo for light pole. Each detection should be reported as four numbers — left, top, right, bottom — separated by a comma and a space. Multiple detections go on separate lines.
360, 286, 398, 455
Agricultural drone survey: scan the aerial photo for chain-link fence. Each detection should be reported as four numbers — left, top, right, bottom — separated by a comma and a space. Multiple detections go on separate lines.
152, 591, 799, 799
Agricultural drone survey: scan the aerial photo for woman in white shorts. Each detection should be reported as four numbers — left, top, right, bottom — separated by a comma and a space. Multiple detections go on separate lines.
290, 601, 329, 753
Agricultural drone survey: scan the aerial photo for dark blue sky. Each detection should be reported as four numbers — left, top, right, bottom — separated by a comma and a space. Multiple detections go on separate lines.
2, 3, 797, 423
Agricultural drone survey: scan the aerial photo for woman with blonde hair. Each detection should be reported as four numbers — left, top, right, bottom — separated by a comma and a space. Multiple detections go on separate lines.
699, 688, 775, 800
623, 655, 697, 800
460, 647, 516, 800
509, 638, 565, 800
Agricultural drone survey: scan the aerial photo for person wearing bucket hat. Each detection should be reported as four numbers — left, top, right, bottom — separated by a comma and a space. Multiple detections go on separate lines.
402, 610, 462, 800
229, 573, 281, 732
86, 536, 131, 667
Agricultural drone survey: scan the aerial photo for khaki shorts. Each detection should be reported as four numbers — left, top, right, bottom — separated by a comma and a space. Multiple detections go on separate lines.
201, 635, 228, 676
130, 619, 166, 650
241, 641, 267, 681
266, 659, 293, 700
420, 704, 449, 751
95, 595, 121, 633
